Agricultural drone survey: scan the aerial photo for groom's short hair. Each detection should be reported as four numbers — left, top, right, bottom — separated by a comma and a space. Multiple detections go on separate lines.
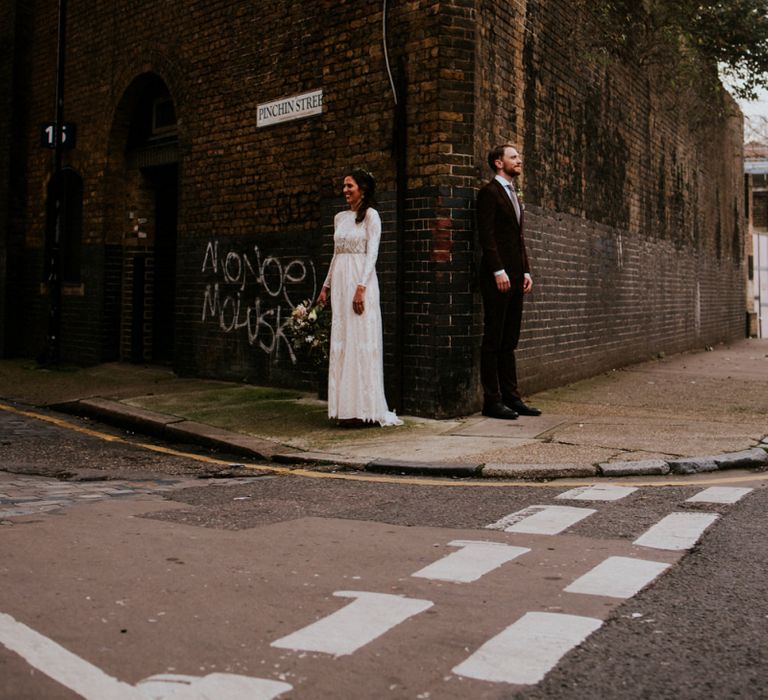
487, 144, 516, 171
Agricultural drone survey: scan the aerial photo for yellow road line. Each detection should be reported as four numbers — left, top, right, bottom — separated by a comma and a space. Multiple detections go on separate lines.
2, 402, 766, 489
0, 402, 287, 469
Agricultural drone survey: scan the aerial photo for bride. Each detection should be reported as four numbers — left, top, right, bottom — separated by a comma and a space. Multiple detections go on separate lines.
316, 169, 402, 427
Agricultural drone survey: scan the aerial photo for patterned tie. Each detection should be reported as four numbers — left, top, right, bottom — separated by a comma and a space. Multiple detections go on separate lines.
506, 184, 521, 222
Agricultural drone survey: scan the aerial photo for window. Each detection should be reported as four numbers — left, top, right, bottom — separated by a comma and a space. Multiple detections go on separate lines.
151, 97, 177, 137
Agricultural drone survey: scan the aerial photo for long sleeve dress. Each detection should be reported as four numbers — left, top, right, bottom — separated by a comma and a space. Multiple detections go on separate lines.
322, 207, 402, 426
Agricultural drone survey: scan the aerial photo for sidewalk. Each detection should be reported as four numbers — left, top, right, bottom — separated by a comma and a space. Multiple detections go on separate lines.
1, 340, 767, 480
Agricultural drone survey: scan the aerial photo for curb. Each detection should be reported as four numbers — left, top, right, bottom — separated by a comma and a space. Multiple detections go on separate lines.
482, 463, 599, 479
50, 399, 768, 481
53, 398, 290, 461
366, 459, 482, 478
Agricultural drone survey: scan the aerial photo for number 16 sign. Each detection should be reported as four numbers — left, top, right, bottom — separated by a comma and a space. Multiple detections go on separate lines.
40, 122, 77, 149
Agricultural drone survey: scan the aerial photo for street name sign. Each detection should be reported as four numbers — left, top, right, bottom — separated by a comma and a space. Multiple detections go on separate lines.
257, 90, 323, 128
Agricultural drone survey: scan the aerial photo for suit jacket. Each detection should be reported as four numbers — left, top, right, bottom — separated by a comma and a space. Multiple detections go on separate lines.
476, 178, 530, 284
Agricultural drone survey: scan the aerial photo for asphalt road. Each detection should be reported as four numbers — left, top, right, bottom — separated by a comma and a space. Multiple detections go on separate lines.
1, 406, 766, 699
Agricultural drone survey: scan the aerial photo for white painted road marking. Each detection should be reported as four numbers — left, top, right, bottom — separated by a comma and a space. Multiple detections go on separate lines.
452, 611, 602, 685
634, 512, 719, 551
556, 484, 638, 501
564, 556, 670, 599
271, 591, 433, 656
686, 486, 753, 504
0, 612, 293, 699
487, 505, 596, 535
137, 673, 292, 699
411, 540, 530, 583
0, 612, 143, 700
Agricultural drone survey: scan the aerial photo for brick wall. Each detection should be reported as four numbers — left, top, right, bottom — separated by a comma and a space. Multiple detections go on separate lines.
474, 0, 745, 397
0, 0, 13, 356
3, 0, 746, 417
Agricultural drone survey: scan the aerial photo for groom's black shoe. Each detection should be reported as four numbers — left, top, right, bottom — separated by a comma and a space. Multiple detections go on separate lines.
482, 402, 519, 420
505, 398, 542, 416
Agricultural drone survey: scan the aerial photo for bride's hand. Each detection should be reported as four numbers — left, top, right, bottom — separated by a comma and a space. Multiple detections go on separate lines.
317, 287, 328, 306
352, 285, 366, 315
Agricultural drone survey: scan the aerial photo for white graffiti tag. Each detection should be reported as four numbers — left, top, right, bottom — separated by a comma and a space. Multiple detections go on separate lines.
201, 240, 317, 362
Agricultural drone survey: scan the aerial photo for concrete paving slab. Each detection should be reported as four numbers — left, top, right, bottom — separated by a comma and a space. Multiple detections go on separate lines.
464, 441, 618, 468
547, 416, 762, 456
449, 415, 568, 438
628, 348, 768, 381
315, 435, 535, 464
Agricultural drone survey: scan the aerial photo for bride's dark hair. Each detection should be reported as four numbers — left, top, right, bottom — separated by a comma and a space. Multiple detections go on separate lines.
347, 168, 376, 224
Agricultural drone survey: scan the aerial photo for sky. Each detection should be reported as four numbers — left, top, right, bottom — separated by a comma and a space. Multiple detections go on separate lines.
735, 86, 768, 142
739, 89, 768, 119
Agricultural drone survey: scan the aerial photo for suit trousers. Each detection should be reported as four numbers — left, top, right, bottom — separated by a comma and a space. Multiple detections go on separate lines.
480, 275, 524, 405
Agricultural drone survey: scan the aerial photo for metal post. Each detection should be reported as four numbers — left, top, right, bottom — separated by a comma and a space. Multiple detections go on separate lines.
42, 0, 67, 365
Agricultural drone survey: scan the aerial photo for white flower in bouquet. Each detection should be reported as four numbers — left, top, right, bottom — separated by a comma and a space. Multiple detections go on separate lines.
286, 298, 331, 369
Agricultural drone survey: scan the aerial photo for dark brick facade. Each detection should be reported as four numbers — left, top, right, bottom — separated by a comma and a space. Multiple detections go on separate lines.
1, 0, 745, 417
0, 0, 19, 357
0, 0, 24, 355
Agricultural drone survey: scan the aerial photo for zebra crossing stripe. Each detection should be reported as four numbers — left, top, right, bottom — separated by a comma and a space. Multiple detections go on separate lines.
633, 512, 719, 551
411, 540, 530, 583
271, 591, 433, 656
556, 484, 638, 501
452, 611, 602, 684
685, 486, 753, 504
486, 505, 596, 535
564, 556, 670, 599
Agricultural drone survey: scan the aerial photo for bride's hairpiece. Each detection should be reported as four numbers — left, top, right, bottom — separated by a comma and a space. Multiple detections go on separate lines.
349, 168, 376, 194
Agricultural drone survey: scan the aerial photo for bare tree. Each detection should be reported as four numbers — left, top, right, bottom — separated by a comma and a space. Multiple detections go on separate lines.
744, 114, 768, 145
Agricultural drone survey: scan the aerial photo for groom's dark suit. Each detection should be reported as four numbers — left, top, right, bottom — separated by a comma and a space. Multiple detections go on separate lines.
476, 177, 530, 405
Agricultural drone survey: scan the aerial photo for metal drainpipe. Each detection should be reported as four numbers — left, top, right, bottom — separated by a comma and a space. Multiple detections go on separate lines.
383, 0, 407, 413
394, 61, 407, 414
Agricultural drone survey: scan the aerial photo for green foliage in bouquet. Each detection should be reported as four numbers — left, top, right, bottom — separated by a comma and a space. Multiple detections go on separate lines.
286, 300, 331, 369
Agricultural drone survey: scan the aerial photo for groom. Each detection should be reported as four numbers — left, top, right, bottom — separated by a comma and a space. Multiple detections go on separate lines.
476, 144, 541, 420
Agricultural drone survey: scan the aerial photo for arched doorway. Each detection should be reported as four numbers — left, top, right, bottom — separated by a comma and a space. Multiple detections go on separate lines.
106, 73, 178, 364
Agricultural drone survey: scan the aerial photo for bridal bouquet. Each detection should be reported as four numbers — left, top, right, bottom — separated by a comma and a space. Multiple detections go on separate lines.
286, 299, 331, 369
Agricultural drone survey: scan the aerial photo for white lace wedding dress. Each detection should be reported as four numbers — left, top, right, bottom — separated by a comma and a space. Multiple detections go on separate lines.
322, 208, 402, 426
